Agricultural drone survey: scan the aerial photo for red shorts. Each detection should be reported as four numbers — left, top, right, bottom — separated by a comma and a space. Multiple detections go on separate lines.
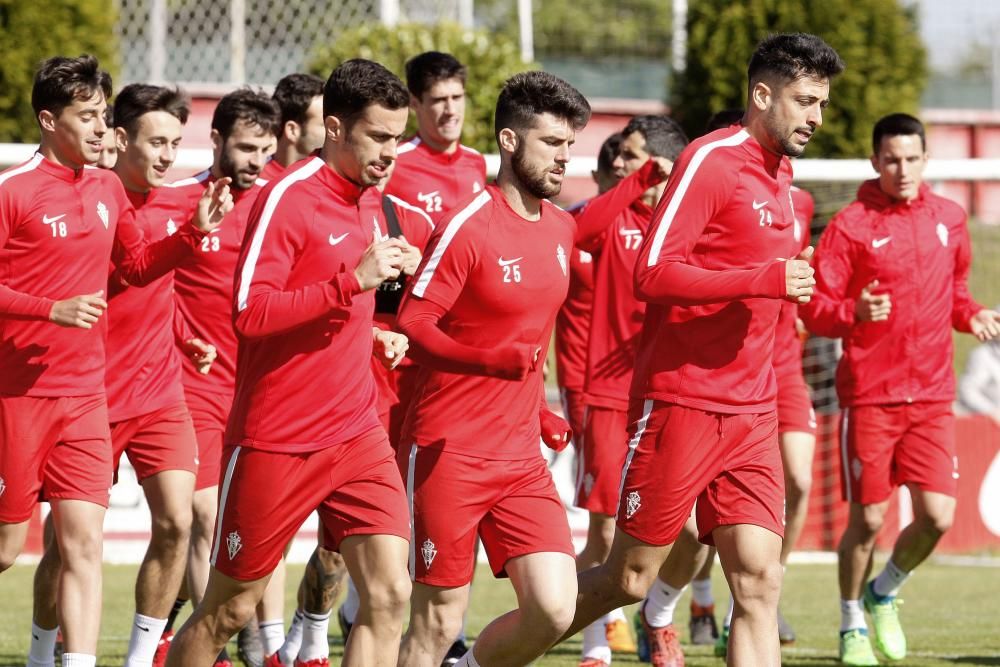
840, 401, 957, 504
0, 394, 113, 522
212, 428, 409, 581
776, 372, 816, 436
187, 395, 226, 491
617, 399, 784, 547
401, 445, 574, 587
559, 388, 588, 447
111, 402, 199, 483
574, 406, 629, 516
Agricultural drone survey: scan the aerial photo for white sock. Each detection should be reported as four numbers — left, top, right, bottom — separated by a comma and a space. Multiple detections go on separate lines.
298, 610, 331, 661
691, 578, 714, 608
724, 596, 735, 627
608, 606, 627, 623
258, 618, 285, 656
872, 559, 909, 598
62, 654, 97, 667
455, 647, 481, 667
277, 610, 304, 665
343, 577, 360, 624
581, 617, 611, 662
27, 623, 58, 667
125, 613, 167, 667
840, 599, 867, 633
644, 579, 686, 628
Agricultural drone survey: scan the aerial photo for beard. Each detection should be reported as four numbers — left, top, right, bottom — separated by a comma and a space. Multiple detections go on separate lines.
763, 110, 809, 158
512, 142, 561, 199
218, 150, 258, 191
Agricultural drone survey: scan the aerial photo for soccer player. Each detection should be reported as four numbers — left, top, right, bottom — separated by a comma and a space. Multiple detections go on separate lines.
146, 88, 280, 667
26, 82, 216, 667
801, 113, 1000, 666
395, 70, 591, 667
550, 33, 844, 667
165, 58, 414, 667
385, 51, 487, 220
0, 54, 229, 667
262, 73, 325, 181
570, 115, 686, 667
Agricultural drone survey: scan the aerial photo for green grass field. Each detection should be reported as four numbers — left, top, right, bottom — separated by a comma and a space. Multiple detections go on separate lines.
2, 560, 999, 666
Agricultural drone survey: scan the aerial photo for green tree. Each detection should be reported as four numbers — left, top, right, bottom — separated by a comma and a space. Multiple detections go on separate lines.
672, 0, 927, 157
309, 22, 534, 154
0, 0, 118, 143
532, 0, 671, 59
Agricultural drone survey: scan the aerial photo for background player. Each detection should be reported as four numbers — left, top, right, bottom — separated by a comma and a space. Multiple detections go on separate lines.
802, 112, 1000, 665
262, 73, 325, 181
395, 70, 590, 667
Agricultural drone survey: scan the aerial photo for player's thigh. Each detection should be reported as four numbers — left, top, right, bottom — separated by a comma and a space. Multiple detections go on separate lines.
779, 430, 816, 490
0, 395, 63, 524
50, 498, 106, 558
896, 401, 958, 498
339, 533, 411, 608
714, 523, 783, 599
506, 550, 578, 618
44, 395, 113, 509
840, 404, 906, 505
141, 469, 196, 532
127, 404, 199, 482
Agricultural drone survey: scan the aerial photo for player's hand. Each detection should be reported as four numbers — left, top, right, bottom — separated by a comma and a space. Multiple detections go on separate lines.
182, 337, 217, 375
648, 156, 673, 183
193, 177, 234, 233
784, 246, 815, 304
855, 279, 891, 322
49, 290, 107, 329
396, 235, 423, 277
355, 238, 405, 291
540, 408, 572, 452
970, 309, 1000, 342
373, 328, 408, 370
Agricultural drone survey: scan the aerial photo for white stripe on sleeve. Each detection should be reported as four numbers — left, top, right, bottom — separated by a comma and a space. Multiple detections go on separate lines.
411, 189, 491, 298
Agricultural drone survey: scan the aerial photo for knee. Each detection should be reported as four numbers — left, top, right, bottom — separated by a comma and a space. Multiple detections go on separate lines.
0, 547, 18, 572
918, 504, 954, 536
365, 572, 412, 619
857, 506, 886, 538
521, 593, 576, 641
151, 507, 193, 547
613, 565, 656, 605
214, 596, 259, 638
315, 547, 345, 574
786, 470, 812, 502
728, 559, 783, 609
59, 530, 103, 568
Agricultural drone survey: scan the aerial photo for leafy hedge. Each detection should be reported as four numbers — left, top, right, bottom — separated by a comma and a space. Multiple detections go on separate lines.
671, 0, 927, 157
308, 21, 535, 155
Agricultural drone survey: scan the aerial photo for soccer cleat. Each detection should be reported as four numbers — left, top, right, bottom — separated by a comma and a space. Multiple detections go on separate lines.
606, 617, 637, 653
633, 608, 650, 662
839, 628, 880, 666
238, 623, 264, 667
336, 606, 353, 644
153, 629, 174, 667
777, 608, 796, 645
863, 582, 906, 660
713, 625, 729, 658
637, 605, 685, 667
688, 603, 718, 645
214, 660, 234, 667
441, 639, 468, 667
578, 659, 610, 667
293, 660, 329, 667
263, 654, 285, 667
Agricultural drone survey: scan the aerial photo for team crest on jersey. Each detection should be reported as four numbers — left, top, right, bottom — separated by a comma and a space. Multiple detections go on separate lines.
625, 491, 641, 519
166, 219, 178, 236
936, 222, 949, 247
97, 201, 110, 229
0, 476, 5, 498
421, 538, 437, 570
579, 249, 592, 264
556, 244, 567, 276
226, 531, 243, 560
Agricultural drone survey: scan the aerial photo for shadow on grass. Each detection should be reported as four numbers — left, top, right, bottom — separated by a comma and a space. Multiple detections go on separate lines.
951, 658, 1000, 665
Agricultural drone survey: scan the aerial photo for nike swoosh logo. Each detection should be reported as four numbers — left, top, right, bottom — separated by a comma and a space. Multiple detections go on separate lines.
137, 624, 150, 632
497, 257, 523, 267
42, 214, 66, 224
872, 236, 891, 248
329, 233, 349, 246
752, 200, 768, 210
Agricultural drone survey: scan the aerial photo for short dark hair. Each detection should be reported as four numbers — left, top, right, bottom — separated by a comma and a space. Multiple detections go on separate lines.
748, 33, 845, 89
114, 84, 190, 138
705, 108, 744, 134
32, 54, 112, 120
872, 113, 926, 154
405, 51, 467, 99
211, 88, 281, 140
273, 73, 324, 132
596, 132, 622, 175
494, 71, 591, 141
323, 59, 410, 127
622, 115, 689, 162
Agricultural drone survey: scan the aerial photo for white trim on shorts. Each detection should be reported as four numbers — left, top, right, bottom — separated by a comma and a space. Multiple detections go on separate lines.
617, 399, 655, 512
405, 443, 418, 578
210, 445, 242, 566
840, 408, 852, 503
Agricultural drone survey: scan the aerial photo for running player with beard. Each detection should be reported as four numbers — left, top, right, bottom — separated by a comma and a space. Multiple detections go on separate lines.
550, 33, 844, 667
145, 88, 280, 667
166, 58, 413, 667
1, 55, 230, 667
395, 71, 590, 667
802, 113, 1000, 666
262, 73, 325, 181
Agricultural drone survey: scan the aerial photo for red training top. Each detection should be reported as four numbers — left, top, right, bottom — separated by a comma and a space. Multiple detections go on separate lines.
384, 136, 487, 222
772, 185, 815, 381
801, 179, 982, 406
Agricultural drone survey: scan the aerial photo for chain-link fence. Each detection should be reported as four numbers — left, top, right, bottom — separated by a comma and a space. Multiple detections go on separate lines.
115, 0, 474, 87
